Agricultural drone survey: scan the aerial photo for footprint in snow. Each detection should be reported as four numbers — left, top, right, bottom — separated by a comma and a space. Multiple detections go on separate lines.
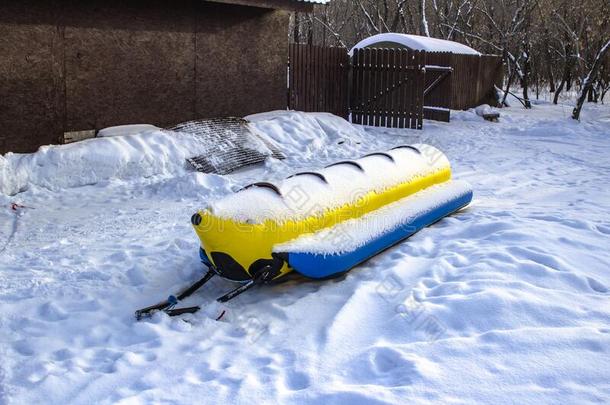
12, 339, 36, 356
38, 302, 68, 322
126, 266, 147, 286
346, 346, 419, 387
586, 277, 608, 293
52, 348, 75, 361
596, 224, 610, 235
283, 370, 310, 391
184, 363, 218, 385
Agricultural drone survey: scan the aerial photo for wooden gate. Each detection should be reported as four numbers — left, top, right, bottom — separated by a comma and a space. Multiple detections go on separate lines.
288, 44, 426, 129
288, 44, 503, 129
423, 52, 453, 122
288, 43, 349, 119
351, 48, 425, 129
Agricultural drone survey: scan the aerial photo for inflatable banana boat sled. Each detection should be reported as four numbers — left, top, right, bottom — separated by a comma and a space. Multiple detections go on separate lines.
135, 144, 472, 319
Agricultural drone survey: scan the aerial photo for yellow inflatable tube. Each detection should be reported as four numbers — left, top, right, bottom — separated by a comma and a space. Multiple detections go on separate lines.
191, 145, 451, 281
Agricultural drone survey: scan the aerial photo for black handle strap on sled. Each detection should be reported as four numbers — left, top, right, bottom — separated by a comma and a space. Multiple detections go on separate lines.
134, 268, 216, 321
135, 255, 285, 321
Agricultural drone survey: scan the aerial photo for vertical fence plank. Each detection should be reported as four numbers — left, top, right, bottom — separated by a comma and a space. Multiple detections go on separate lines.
300, 44, 306, 111
313, 45, 319, 112
372, 48, 378, 126
354, 49, 362, 124
370, 48, 377, 126
417, 52, 426, 129
342, 49, 348, 119
287, 43, 350, 118
306, 44, 311, 110
372, 48, 379, 127
375, 49, 382, 127
288, 44, 293, 109
351, 49, 358, 123
364, 48, 371, 126
407, 50, 415, 129
415, 50, 423, 129
410, 50, 417, 129
328, 47, 332, 112
388, 49, 399, 128
384, 48, 391, 127
377, 48, 388, 127
398, 49, 406, 128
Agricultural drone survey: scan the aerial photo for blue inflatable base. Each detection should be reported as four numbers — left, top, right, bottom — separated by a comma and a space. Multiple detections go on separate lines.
283, 189, 473, 279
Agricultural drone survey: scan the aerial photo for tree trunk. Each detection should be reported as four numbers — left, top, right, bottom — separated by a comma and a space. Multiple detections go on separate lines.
501, 69, 516, 107
554, 46, 573, 105
572, 39, 610, 120
419, 0, 430, 37
554, 79, 565, 104
592, 87, 599, 103
306, 17, 313, 45
522, 84, 532, 108
543, 32, 555, 92
293, 12, 300, 43
548, 64, 555, 93
521, 45, 532, 108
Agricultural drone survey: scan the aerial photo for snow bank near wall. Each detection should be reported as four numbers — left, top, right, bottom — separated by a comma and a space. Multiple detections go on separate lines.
0, 131, 206, 195
0, 111, 365, 196
246, 111, 366, 158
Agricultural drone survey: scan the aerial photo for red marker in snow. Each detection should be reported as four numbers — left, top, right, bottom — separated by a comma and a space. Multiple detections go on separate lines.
10, 203, 32, 211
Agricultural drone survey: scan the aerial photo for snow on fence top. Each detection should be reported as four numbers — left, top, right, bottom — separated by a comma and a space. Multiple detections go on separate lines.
349, 33, 481, 56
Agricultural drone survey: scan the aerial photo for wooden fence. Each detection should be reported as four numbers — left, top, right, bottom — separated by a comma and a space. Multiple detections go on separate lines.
423, 52, 453, 121
424, 52, 503, 114
351, 48, 425, 128
287, 43, 503, 128
288, 43, 349, 119
424, 52, 453, 108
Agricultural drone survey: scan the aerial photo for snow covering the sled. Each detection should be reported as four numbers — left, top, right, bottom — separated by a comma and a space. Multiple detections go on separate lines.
207, 144, 450, 223
275, 180, 471, 255
350, 33, 481, 55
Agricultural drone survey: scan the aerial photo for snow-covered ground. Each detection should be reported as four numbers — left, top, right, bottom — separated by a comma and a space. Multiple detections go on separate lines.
1, 101, 609, 404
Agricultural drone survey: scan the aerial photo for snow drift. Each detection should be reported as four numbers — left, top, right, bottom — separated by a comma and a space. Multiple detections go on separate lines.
0, 112, 365, 196
2, 105, 610, 404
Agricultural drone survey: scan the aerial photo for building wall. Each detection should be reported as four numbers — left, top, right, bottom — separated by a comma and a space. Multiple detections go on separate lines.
0, 0, 289, 154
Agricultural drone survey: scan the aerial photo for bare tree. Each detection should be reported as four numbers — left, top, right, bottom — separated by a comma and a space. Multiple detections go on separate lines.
292, 0, 609, 117
573, 38, 610, 119
420, 0, 431, 36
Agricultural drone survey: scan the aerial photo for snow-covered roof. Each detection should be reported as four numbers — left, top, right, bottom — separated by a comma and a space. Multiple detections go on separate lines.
350, 33, 481, 56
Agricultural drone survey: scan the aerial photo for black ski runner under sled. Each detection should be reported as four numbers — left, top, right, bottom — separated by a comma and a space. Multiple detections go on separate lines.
134, 264, 281, 321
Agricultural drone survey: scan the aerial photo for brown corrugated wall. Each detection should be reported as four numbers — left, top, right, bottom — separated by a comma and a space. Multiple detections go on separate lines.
0, 0, 289, 154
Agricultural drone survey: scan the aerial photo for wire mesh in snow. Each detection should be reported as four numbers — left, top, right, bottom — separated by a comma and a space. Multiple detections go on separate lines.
166, 117, 284, 175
